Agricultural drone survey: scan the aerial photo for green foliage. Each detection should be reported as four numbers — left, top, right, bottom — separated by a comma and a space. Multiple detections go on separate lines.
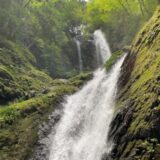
0, 40, 55, 104
0, 66, 14, 80
0, 90, 58, 127
0, 0, 158, 76
29, 0, 84, 77
0, 0, 85, 77
0, 107, 20, 126
0, 69, 92, 160
0, 69, 92, 127
85, 0, 158, 51
69, 72, 93, 87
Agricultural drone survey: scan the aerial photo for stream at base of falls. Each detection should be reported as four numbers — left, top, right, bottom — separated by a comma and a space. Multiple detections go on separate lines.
30, 30, 126, 160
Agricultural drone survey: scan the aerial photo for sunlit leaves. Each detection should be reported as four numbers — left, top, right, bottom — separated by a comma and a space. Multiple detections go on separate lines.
84, 0, 157, 51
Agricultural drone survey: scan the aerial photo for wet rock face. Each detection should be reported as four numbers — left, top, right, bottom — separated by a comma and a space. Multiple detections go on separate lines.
118, 51, 136, 89
107, 98, 160, 160
109, 101, 134, 142
107, 101, 135, 159
81, 39, 97, 70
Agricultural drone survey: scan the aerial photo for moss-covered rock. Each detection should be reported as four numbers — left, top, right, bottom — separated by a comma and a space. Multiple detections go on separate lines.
0, 39, 54, 105
0, 66, 14, 80
0, 72, 92, 160
0, 35, 92, 159
105, 50, 124, 71
69, 72, 93, 87
109, 6, 160, 160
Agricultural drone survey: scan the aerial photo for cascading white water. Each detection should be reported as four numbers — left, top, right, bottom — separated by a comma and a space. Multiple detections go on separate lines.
48, 33, 126, 160
75, 39, 83, 72
94, 30, 111, 66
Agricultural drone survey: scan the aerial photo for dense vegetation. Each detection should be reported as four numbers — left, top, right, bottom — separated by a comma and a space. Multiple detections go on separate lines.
0, 0, 86, 77
0, 71, 92, 160
0, 0, 158, 78
0, 0, 160, 160
85, 0, 158, 51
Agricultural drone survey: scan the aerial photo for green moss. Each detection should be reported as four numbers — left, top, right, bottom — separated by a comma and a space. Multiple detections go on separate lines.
105, 50, 124, 71
120, 141, 136, 158
69, 72, 92, 87
0, 65, 93, 159
0, 65, 14, 80
0, 83, 77, 127
0, 38, 92, 159
0, 22, 94, 159
114, 7, 160, 160
0, 81, 79, 159
0, 39, 55, 104
0, 115, 39, 160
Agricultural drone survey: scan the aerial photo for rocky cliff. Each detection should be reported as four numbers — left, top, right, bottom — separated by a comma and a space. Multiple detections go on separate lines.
109, 7, 160, 160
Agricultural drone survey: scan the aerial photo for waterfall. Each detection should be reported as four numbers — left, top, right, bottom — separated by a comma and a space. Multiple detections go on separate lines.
94, 30, 111, 66
48, 50, 126, 159
75, 39, 83, 72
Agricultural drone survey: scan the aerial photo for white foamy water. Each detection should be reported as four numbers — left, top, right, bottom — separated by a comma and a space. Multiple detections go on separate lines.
75, 39, 83, 72
94, 30, 111, 66
49, 33, 126, 159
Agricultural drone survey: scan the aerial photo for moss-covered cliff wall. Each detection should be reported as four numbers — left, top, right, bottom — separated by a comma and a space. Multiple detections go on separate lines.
0, 72, 92, 160
0, 38, 92, 160
109, 6, 160, 160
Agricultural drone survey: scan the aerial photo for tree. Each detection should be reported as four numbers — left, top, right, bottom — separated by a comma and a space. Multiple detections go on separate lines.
85, 0, 157, 51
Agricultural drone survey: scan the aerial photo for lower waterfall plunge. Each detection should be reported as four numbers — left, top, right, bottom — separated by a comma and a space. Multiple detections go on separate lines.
30, 30, 126, 160
48, 55, 126, 160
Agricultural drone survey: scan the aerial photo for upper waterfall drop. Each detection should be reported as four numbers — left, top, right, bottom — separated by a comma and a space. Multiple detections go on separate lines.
74, 38, 83, 72
46, 30, 126, 160
94, 30, 111, 66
